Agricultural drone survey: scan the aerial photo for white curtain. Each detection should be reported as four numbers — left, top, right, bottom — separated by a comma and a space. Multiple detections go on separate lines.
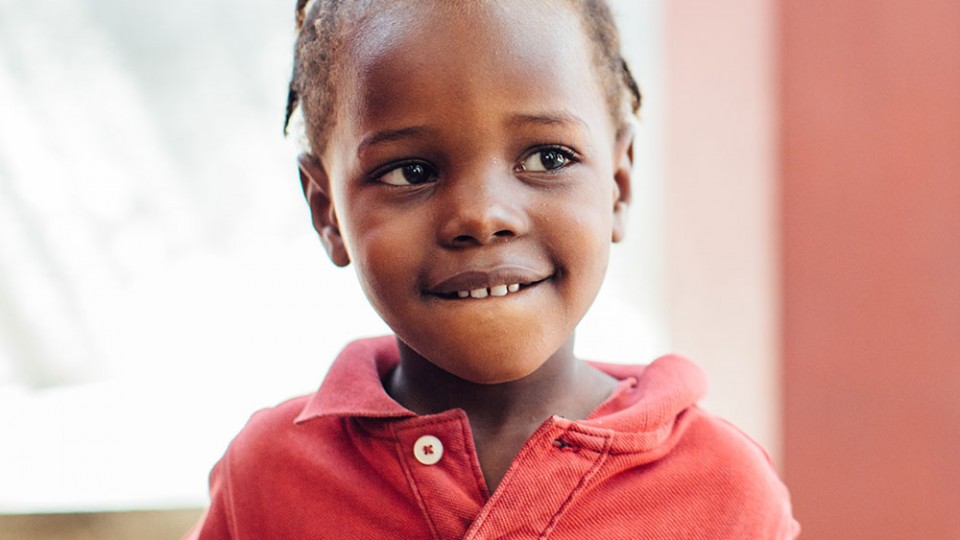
0, 0, 306, 388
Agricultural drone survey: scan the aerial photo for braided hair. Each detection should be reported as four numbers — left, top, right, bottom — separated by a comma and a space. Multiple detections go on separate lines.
284, 0, 642, 155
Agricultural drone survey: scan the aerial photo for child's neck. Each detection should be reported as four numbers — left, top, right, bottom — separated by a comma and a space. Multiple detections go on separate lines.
386, 338, 617, 493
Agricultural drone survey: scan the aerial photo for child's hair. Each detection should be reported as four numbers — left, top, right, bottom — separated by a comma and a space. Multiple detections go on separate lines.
283, 0, 642, 155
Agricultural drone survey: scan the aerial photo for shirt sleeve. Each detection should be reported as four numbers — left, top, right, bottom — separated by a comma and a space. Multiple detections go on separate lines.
182, 457, 236, 540
716, 418, 801, 539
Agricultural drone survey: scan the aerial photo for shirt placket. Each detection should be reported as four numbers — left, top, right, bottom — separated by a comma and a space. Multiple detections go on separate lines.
463, 418, 614, 540
392, 412, 489, 540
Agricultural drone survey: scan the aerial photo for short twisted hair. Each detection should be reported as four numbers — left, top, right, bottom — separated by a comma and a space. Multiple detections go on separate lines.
284, 0, 642, 155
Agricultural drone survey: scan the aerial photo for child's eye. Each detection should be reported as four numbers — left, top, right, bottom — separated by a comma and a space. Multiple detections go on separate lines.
516, 147, 578, 173
376, 162, 436, 186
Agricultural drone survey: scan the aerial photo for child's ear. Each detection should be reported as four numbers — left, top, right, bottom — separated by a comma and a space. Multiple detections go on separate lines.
299, 153, 351, 267
611, 124, 634, 243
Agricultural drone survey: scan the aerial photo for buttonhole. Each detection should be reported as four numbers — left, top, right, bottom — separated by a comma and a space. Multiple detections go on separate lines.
553, 438, 577, 452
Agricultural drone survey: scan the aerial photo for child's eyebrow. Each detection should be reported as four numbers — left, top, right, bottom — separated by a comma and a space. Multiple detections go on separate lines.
356, 112, 589, 155
506, 111, 590, 133
358, 126, 437, 154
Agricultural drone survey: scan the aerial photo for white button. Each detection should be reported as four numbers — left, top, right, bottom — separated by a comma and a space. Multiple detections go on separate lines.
413, 435, 443, 465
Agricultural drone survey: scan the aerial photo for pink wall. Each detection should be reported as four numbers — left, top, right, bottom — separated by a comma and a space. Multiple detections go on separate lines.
780, 0, 960, 537
664, 0, 781, 457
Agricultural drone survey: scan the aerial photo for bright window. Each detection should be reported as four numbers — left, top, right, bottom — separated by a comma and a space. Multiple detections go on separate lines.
0, 0, 664, 512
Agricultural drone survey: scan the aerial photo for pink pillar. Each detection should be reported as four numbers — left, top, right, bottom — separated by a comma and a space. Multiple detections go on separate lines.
780, 1, 960, 537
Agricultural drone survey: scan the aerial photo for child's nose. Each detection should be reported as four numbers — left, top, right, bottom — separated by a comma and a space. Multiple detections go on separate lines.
437, 169, 529, 247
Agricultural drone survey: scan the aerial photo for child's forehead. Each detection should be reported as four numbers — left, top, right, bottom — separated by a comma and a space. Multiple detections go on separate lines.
339, 0, 592, 100
356, 3, 580, 60
330, 1, 606, 140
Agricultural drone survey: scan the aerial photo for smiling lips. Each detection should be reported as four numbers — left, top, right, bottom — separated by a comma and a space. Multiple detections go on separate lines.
427, 266, 550, 300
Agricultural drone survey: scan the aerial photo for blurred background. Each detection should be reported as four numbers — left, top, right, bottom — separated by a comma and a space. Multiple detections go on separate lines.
1, 0, 957, 538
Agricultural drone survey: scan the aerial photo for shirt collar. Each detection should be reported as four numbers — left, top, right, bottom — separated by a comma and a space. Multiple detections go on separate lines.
583, 356, 707, 437
295, 335, 414, 423
294, 335, 708, 441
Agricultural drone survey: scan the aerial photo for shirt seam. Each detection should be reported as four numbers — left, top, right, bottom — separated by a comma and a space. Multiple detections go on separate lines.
538, 432, 613, 539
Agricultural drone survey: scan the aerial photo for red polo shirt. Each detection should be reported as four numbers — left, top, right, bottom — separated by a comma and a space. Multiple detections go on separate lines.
186, 336, 799, 539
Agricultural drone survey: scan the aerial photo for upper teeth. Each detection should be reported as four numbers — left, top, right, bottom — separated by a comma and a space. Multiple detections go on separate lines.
457, 283, 521, 299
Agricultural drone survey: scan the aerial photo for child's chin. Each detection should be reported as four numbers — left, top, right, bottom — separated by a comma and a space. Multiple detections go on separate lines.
395, 319, 576, 384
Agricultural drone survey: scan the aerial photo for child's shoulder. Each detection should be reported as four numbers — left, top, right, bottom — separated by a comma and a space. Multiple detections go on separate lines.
587, 353, 794, 506
582, 354, 796, 535
671, 407, 798, 536
223, 393, 315, 463
679, 405, 789, 494
219, 337, 402, 466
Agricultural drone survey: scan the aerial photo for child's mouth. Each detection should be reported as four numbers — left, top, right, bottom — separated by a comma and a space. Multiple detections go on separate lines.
426, 268, 551, 300
446, 282, 525, 300
434, 279, 549, 300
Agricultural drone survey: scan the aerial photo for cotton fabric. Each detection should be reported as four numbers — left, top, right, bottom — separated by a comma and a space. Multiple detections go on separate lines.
185, 336, 799, 539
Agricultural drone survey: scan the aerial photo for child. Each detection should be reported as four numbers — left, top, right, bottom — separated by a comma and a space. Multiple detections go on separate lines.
187, 0, 799, 538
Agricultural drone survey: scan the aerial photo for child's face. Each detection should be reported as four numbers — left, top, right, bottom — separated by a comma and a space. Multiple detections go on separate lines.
302, 0, 632, 383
